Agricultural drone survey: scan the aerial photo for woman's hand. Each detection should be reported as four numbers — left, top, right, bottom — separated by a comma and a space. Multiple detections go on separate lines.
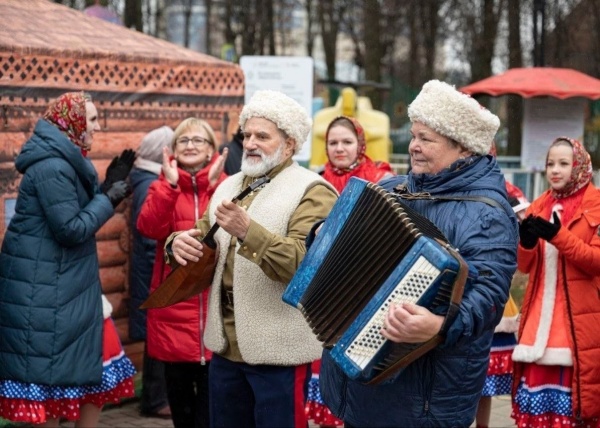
209, 147, 228, 186
162, 146, 179, 186
381, 303, 444, 343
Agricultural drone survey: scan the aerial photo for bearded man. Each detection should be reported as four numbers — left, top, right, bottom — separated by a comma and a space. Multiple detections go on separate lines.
168, 90, 338, 427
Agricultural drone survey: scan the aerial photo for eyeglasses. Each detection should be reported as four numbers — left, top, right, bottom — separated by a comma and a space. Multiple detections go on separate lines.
176, 136, 211, 147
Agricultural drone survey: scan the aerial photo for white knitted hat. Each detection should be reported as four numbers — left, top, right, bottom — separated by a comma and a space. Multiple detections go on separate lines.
408, 80, 500, 155
239, 90, 312, 154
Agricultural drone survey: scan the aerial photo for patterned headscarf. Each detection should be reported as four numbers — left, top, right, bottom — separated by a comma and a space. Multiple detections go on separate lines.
325, 116, 367, 175
547, 137, 593, 199
43, 92, 90, 155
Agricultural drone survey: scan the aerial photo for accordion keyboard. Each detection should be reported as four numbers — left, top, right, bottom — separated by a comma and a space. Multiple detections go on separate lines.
344, 256, 439, 370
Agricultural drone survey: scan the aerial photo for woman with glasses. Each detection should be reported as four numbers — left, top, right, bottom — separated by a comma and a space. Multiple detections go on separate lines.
137, 117, 228, 428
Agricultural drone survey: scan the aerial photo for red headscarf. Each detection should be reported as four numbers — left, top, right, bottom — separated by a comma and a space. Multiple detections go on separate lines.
547, 137, 593, 199
322, 116, 392, 193
542, 137, 593, 224
43, 92, 90, 156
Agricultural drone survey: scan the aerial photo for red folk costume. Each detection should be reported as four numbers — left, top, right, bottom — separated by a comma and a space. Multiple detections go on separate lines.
306, 116, 393, 427
136, 156, 227, 363
512, 137, 600, 428
320, 116, 393, 194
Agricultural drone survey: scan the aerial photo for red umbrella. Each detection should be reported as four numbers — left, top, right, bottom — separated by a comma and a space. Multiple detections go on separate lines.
460, 67, 600, 99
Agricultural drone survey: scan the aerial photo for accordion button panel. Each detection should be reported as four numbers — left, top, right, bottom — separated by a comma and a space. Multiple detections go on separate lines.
344, 256, 439, 370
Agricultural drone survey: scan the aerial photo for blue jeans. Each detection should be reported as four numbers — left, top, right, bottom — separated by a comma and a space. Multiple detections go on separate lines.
209, 354, 311, 428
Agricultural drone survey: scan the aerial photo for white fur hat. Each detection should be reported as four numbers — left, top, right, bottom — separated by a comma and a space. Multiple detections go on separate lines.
239, 90, 311, 154
408, 80, 500, 155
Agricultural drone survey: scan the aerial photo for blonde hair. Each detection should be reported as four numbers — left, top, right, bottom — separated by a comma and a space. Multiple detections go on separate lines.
172, 118, 218, 151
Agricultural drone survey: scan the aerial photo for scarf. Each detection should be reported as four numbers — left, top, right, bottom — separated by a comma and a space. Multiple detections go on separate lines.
324, 116, 367, 175
43, 91, 89, 156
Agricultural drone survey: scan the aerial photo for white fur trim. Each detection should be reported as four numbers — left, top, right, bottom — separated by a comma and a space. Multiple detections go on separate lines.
512, 240, 558, 363
239, 90, 312, 155
408, 80, 500, 154
101, 294, 113, 319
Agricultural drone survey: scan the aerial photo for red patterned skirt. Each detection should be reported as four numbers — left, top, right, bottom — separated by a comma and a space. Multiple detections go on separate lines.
305, 359, 343, 427
0, 318, 136, 424
512, 363, 600, 428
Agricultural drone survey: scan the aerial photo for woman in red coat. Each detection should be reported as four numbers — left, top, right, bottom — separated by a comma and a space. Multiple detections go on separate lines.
137, 118, 228, 428
320, 116, 393, 193
511, 137, 600, 427
306, 115, 394, 427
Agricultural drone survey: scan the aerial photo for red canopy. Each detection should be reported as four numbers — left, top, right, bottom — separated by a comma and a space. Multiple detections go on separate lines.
460, 67, 600, 99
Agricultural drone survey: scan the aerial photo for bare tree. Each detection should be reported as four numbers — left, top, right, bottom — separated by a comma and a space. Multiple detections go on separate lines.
205, 0, 213, 55
318, 0, 349, 80
445, 0, 505, 84
304, 0, 318, 56
124, 0, 143, 31
506, 0, 523, 156
363, 1, 383, 107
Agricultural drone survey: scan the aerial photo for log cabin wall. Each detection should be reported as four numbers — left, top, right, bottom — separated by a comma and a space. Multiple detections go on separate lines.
0, 0, 245, 370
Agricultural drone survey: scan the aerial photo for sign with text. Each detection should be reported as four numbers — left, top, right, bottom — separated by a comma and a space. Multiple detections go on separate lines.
240, 56, 314, 163
522, 97, 585, 170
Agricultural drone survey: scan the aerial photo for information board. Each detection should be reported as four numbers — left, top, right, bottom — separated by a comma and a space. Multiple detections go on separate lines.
521, 97, 585, 170
240, 56, 314, 163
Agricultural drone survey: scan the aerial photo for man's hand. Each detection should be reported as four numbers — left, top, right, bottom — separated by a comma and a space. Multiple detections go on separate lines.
381, 303, 444, 343
215, 200, 251, 240
171, 229, 204, 265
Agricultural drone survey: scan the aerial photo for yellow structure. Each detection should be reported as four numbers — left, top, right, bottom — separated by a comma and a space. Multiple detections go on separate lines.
311, 87, 391, 168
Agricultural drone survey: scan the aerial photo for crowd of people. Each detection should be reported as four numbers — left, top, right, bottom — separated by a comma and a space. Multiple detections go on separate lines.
0, 81, 598, 428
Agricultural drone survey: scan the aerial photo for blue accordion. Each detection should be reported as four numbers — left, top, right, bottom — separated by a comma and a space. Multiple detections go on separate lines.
283, 177, 468, 384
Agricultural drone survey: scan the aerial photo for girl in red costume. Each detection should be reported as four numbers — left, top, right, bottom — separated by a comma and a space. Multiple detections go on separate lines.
512, 137, 600, 427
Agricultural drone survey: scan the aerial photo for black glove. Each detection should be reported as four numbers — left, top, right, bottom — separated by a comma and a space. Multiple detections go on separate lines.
528, 212, 561, 242
519, 215, 539, 249
101, 149, 136, 193
103, 180, 132, 208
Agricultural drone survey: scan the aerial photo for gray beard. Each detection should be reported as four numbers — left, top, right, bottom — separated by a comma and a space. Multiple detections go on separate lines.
241, 143, 285, 177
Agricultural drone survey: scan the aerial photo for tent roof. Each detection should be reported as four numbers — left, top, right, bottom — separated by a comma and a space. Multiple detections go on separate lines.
460, 67, 600, 100
0, 0, 228, 67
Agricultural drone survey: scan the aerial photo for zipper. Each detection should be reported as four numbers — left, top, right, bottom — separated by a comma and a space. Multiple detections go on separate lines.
199, 291, 206, 365
192, 174, 206, 364
561, 255, 582, 421
192, 176, 199, 221
423, 357, 435, 416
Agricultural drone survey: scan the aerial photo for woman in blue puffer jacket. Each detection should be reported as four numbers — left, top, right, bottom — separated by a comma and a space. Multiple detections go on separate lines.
0, 92, 136, 427
319, 80, 519, 427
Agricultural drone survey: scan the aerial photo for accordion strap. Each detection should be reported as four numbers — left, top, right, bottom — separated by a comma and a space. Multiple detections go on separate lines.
367, 242, 469, 385
393, 184, 511, 217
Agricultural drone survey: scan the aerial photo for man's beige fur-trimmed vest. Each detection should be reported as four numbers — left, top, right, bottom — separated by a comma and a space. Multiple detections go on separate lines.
204, 163, 329, 365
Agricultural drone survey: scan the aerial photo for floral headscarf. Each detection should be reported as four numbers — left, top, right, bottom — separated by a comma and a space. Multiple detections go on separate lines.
547, 137, 593, 199
325, 116, 366, 175
43, 92, 90, 155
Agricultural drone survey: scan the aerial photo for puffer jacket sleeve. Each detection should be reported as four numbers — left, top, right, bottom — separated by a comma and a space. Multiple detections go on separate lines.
442, 203, 518, 347
137, 175, 180, 240
35, 158, 114, 247
550, 224, 600, 275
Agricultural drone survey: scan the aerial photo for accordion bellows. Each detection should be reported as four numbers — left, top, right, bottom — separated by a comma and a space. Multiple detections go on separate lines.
283, 178, 468, 383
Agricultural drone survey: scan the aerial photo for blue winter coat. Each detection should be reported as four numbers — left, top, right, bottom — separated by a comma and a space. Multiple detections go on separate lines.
320, 155, 518, 427
0, 119, 114, 386
128, 167, 159, 341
